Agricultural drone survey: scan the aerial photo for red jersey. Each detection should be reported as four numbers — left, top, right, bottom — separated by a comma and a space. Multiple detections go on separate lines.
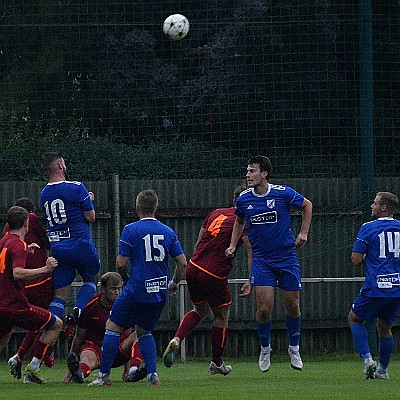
77, 294, 127, 347
0, 233, 30, 311
189, 207, 247, 279
3, 213, 52, 292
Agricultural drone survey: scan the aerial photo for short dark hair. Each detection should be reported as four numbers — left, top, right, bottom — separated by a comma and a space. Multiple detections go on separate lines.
100, 272, 123, 288
377, 191, 399, 214
41, 152, 63, 175
247, 155, 273, 175
14, 198, 35, 213
136, 189, 158, 215
7, 206, 28, 230
233, 184, 247, 202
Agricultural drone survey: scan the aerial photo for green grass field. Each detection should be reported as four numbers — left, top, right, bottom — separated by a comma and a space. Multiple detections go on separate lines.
1, 355, 400, 399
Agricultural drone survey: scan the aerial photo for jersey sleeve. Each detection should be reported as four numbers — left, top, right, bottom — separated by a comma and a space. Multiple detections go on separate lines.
79, 183, 94, 212
169, 231, 184, 258
234, 196, 245, 219
118, 225, 133, 257
352, 224, 369, 254
11, 241, 29, 270
286, 186, 305, 208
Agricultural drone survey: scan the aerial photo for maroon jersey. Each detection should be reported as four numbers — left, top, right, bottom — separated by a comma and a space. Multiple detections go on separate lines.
77, 294, 127, 347
0, 233, 30, 311
189, 207, 247, 279
3, 213, 52, 293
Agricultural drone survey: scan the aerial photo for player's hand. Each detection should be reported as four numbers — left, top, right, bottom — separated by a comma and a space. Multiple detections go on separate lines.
295, 233, 308, 249
28, 243, 40, 254
62, 370, 72, 383
225, 246, 235, 259
168, 281, 178, 297
45, 256, 58, 272
240, 281, 252, 298
88, 191, 95, 201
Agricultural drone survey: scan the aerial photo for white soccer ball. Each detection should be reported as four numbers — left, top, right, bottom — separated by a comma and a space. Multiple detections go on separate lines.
163, 14, 190, 40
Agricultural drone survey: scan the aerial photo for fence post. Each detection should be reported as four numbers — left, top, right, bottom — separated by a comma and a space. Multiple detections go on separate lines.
111, 174, 120, 264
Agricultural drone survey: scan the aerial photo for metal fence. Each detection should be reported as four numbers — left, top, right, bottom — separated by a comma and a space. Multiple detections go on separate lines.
1, 176, 400, 358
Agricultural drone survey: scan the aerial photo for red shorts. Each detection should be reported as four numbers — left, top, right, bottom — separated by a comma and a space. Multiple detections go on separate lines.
81, 341, 130, 368
186, 262, 232, 310
25, 278, 53, 309
0, 305, 53, 338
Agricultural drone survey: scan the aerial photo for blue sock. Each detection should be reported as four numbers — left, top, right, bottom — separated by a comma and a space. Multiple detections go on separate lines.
378, 336, 394, 369
138, 333, 157, 375
286, 315, 301, 347
350, 323, 371, 358
99, 329, 120, 375
48, 297, 66, 319
256, 321, 271, 348
75, 281, 97, 311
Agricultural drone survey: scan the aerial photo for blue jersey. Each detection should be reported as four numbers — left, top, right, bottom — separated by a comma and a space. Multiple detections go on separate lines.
352, 217, 400, 298
119, 218, 184, 303
40, 181, 94, 250
235, 184, 304, 260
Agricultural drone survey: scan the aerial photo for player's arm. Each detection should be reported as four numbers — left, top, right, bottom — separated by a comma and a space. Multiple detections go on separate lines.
193, 227, 205, 251
13, 257, 58, 281
116, 254, 130, 285
69, 325, 86, 356
225, 216, 245, 258
295, 197, 313, 249
351, 252, 365, 266
83, 209, 95, 223
168, 253, 187, 296
240, 235, 253, 298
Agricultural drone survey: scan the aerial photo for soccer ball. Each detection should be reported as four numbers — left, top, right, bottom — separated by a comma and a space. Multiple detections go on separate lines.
163, 14, 190, 40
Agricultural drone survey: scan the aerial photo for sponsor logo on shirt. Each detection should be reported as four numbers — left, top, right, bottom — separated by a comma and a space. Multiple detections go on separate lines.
145, 276, 168, 293
376, 273, 400, 289
48, 228, 70, 242
250, 211, 277, 224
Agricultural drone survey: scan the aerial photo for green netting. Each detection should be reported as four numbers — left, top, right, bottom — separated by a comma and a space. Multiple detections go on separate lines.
0, 1, 398, 180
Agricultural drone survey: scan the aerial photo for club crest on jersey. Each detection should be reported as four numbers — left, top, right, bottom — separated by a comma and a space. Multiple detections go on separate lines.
266, 199, 275, 209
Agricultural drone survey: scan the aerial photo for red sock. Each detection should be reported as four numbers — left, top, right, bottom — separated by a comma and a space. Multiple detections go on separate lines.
130, 341, 143, 368
175, 310, 201, 340
18, 331, 39, 360
211, 326, 227, 367
80, 362, 91, 378
33, 341, 51, 362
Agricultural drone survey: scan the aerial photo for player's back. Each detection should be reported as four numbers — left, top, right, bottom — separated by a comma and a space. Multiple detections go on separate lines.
190, 207, 241, 278
120, 218, 183, 303
40, 181, 93, 248
359, 218, 400, 297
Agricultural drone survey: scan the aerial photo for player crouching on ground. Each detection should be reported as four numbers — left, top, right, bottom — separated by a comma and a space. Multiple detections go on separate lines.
63, 272, 146, 383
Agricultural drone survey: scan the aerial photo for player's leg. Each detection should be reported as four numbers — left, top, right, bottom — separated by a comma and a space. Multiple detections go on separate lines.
66, 348, 98, 383
135, 302, 166, 386
75, 242, 100, 318
163, 265, 207, 367
208, 304, 232, 376
282, 289, 303, 370
348, 295, 377, 379
373, 301, 400, 379
23, 307, 63, 384
255, 285, 274, 372
121, 332, 147, 382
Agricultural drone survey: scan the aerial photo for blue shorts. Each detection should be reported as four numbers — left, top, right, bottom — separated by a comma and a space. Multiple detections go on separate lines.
352, 293, 400, 325
51, 242, 100, 289
109, 288, 166, 331
250, 255, 302, 291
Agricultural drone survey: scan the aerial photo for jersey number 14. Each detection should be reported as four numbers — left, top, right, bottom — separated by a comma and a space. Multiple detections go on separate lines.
378, 231, 400, 258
